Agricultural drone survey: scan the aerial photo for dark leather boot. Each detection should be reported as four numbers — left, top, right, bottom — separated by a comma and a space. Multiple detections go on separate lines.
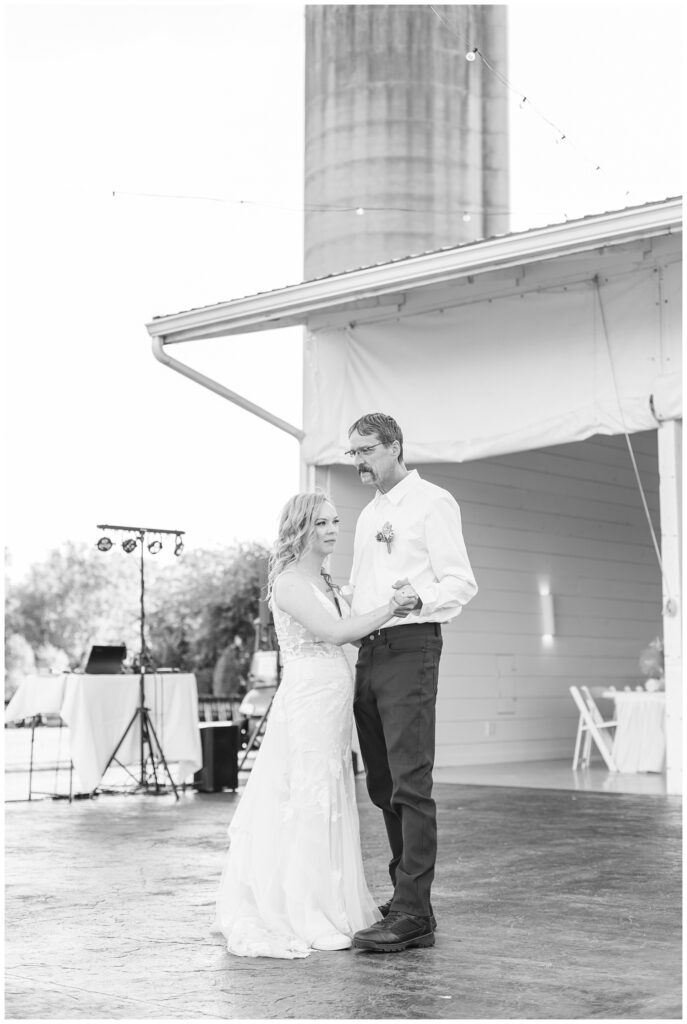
354, 912, 435, 952
377, 900, 437, 930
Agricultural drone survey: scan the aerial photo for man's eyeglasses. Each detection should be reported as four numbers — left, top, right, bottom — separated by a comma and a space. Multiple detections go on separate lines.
344, 442, 385, 459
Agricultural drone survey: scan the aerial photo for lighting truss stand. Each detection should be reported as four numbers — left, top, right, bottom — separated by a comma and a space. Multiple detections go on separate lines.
96, 523, 185, 799
98, 667, 179, 799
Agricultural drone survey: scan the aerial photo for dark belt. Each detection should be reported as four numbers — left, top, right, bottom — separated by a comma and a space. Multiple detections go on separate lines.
360, 622, 442, 646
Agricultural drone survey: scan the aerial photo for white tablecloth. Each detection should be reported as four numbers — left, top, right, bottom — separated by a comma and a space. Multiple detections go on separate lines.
605, 691, 666, 773
5, 674, 67, 719
5, 673, 202, 791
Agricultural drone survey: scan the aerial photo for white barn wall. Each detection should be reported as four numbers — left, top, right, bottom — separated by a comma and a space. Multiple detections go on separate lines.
316, 430, 661, 767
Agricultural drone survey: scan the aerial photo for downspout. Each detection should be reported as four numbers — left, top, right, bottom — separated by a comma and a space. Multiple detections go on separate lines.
151, 335, 305, 441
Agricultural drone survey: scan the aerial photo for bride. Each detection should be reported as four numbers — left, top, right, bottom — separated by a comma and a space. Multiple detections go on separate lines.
213, 491, 416, 958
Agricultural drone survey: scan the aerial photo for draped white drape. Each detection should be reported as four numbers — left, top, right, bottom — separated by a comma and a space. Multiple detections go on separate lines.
302, 260, 681, 465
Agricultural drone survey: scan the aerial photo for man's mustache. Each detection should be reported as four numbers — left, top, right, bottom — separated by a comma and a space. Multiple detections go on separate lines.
358, 465, 374, 476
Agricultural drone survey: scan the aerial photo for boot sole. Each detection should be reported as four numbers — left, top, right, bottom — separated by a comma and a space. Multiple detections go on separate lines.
353, 931, 435, 953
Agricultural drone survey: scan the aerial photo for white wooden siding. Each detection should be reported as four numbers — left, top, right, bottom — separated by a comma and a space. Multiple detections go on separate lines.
316, 430, 661, 766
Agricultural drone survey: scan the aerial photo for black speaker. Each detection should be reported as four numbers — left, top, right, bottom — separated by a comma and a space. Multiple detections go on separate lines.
194, 723, 239, 792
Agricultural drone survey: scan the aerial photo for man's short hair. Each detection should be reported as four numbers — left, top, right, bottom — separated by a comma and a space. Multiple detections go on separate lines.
348, 412, 404, 463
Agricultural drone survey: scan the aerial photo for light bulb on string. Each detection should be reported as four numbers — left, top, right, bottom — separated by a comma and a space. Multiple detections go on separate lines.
462, 212, 471, 223
355, 207, 365, 216
465, 49, 477, 62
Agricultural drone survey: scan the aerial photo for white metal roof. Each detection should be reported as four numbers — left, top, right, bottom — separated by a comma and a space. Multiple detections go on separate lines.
146, 196, 681, 346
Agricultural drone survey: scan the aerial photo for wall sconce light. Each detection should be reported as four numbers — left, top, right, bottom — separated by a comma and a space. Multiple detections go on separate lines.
539, 584, 555, 643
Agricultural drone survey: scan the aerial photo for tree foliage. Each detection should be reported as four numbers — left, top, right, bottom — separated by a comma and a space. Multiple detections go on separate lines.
145, 542, 269, 675
5, 541, 140, 669
5, 539, 270, 695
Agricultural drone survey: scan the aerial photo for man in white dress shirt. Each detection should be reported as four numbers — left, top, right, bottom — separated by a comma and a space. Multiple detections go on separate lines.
346, 412, 478, 953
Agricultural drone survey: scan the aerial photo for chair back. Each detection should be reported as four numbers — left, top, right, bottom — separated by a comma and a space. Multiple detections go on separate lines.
569, 685, 618, 772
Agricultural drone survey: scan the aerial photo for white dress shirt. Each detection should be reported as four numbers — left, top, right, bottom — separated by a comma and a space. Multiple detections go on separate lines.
347, 470, 478, 626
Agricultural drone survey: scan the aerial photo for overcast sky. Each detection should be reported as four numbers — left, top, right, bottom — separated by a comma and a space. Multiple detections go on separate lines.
3, 1, 682, 576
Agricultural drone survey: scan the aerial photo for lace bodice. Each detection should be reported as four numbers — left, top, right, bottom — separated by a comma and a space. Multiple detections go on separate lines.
271, 573, 348, 662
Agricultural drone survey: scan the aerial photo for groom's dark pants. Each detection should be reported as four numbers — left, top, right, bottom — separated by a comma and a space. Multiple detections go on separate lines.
354, 621, 443, 919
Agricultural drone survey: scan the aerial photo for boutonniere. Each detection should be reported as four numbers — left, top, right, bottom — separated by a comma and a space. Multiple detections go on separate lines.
376, 521, 394, 554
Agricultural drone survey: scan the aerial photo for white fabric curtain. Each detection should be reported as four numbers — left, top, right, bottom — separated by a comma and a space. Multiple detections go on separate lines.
302, 261, 681, 465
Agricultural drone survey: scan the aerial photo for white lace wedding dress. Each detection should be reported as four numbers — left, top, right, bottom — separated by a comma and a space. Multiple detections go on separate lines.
213, 576, 378, 958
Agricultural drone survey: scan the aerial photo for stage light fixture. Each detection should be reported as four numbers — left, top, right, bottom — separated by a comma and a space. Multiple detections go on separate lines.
97, 536, 113, 552
148, 539, 163, 554
122, 538, 138, 554
174, 534, 184, 557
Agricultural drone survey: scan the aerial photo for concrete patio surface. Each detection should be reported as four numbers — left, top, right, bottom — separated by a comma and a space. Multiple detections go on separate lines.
4, 777, 682, 1020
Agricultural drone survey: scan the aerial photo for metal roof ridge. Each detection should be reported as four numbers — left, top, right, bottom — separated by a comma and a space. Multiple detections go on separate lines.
147, 196, 682, 340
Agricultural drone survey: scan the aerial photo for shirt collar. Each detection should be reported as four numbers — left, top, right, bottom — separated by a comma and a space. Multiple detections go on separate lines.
375, 469, 420, 506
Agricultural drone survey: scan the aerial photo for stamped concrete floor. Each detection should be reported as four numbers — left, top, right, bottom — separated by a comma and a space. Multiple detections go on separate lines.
4, 779, 682, 1020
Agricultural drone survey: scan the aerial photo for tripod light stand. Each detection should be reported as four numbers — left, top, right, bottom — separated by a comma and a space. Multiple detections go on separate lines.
96, 523, 185, 798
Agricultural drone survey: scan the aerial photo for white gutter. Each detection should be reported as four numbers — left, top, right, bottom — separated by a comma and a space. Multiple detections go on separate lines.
146, 197, 680, 436
151, 336, 305, 440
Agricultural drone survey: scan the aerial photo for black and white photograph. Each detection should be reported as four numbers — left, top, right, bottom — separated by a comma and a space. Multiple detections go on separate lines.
4, 1, 682, 1020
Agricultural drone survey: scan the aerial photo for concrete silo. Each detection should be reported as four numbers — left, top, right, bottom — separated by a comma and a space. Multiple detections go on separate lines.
304, 4, 509, 279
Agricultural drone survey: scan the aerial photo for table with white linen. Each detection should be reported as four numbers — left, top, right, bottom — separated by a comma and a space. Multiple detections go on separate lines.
5, 673, 202, 792
603, 690, 666, 773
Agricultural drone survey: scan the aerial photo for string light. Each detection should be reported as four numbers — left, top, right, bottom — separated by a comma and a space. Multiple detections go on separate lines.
429, 5, 634, 200
112, 8, 641, 224
112, 190, 605, 220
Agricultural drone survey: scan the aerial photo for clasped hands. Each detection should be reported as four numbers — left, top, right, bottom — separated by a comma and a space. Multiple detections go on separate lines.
390, 578, 422, 618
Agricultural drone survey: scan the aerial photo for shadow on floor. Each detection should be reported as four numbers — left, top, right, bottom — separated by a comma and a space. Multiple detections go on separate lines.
4, 779, 682, 1020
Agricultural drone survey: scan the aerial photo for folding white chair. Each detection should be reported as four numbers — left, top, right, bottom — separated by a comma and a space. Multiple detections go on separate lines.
569, 685, 618, 772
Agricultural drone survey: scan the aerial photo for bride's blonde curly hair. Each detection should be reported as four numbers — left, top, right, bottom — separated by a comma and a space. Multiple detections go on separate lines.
266, 491, 331, 599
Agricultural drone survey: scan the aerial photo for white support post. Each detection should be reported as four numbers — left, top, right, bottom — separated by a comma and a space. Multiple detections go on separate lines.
658, 419, 682, 795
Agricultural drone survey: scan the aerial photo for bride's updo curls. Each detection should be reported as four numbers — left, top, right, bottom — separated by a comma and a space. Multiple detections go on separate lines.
267, 491, 331, 598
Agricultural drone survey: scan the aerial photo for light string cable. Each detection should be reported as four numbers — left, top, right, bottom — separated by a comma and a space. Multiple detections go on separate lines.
428, 5, 634, 206
111, 189, 514, 217
593, 274, 673, 608
114, 13, 641, 218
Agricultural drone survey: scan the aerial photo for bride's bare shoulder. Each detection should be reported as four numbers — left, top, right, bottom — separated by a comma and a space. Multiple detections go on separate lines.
272, 570, 309, 601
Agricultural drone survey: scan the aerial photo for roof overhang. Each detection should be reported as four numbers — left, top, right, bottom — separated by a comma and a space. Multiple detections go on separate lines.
146, 197, 681, 346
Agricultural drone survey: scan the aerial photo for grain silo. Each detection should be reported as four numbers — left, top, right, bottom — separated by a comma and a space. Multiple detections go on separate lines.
304, 4, 509, 279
